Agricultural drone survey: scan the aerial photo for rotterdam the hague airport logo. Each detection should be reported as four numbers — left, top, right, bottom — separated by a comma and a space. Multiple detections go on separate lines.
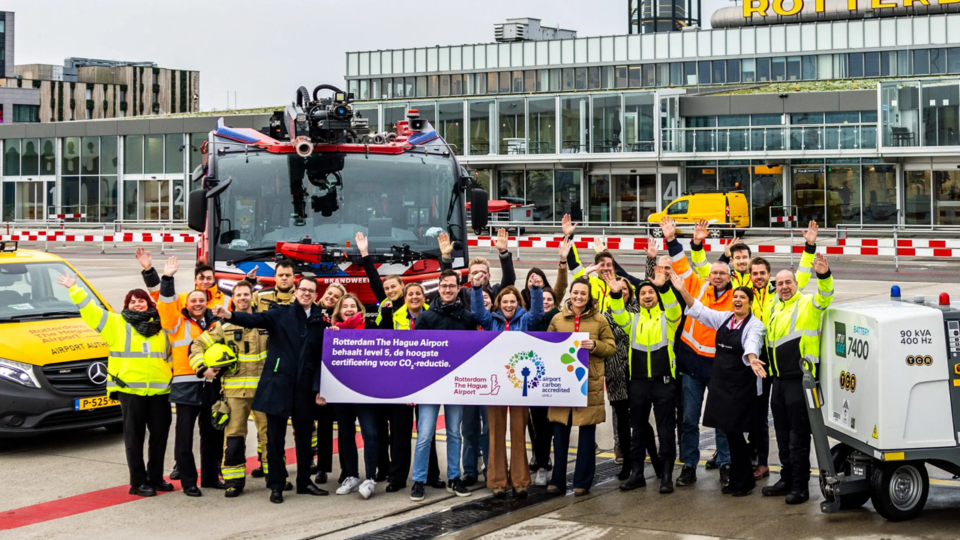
835, 322, 847, 358
506, 351, 546, 397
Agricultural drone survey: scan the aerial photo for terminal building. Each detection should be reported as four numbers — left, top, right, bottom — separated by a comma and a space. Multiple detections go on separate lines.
339, 6, 960, 230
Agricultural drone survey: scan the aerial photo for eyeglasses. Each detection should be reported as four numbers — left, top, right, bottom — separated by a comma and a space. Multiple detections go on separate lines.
297, 288, 317, 294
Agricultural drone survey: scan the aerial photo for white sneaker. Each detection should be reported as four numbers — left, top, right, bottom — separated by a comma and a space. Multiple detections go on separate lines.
534, 469, 549, 486
359, 479, 376, 499
336, 476, 362, 495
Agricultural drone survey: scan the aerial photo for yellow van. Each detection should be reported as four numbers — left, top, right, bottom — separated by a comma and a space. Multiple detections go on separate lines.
0, 241, 119, 437
648, 191, 750, 238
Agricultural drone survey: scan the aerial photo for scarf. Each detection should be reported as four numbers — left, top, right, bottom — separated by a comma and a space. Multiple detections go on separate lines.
122, 308, 163, 338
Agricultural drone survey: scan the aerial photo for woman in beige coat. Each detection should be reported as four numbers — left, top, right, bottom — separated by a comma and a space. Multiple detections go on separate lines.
546, 277, 616, 496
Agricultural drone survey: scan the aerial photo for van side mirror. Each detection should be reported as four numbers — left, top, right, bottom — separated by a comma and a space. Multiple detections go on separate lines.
470, 188, 489, 234
187, 189, 207, 232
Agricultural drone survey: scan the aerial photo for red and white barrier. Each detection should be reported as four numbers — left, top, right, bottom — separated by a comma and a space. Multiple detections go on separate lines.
771, 216, 797, 223
0, 232, 200, 243
48, 214, 86, 219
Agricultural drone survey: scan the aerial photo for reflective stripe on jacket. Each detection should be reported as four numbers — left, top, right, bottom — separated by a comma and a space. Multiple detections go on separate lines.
669, 239, 733, 358
157, 275, 219, 405
610, 286, 682, 379
70, 286, 171, 397
765, 270, 834, 378
189, 318, 268, 398
568, 243, 612, 313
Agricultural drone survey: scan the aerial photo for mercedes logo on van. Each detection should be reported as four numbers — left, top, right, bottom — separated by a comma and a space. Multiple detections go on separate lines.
87, 362, 108, 385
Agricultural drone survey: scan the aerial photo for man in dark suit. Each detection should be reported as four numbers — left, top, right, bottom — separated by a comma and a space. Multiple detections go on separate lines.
213, 276, 333, 503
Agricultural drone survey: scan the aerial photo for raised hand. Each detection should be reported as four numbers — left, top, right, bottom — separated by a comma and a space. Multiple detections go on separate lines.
724, 236, 740, 258
56, 272, 77, 288
355, 231, 369, 257
380, 299, 392, 310
583, 263, 601, 276
212, 305, 231, 319
602, 272, 621, 294
593, 238, 607, 253
135, 247, 152, 271
650, 267, 667, 288
803, 220, 819, 245
163, 256, 179, 277
693, 219, 709, 244
660, 217, 677, 241
494, 228, 509, 253
813, 252, 830, 274
558, 238, 573, 261
472, 273, 485, 288
644, 240, 658, 259
561, 214, 577, 238
437, 232, 453, 258
529, 273, 543, 288
245, 265, 258, 282
668, 270, 684, 291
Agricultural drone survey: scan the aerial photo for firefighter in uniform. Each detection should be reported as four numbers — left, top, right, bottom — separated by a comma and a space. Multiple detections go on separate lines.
606, 270, 683, 494
190, 280, 278, 497
761, 251, 834, 505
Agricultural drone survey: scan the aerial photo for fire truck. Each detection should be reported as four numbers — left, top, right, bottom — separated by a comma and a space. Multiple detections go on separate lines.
186, 84, 489, 305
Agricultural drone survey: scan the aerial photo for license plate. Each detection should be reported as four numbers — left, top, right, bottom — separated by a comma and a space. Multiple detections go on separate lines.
74, 396, 120, 411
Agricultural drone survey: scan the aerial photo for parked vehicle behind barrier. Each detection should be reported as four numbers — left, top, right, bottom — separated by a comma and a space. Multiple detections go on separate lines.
648, 191, 749, 237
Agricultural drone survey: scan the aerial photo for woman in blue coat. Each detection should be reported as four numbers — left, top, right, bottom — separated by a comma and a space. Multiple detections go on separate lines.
471, 279, 543, 497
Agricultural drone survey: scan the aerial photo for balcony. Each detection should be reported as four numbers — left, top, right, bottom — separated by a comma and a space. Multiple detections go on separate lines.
660, 124, 878, 157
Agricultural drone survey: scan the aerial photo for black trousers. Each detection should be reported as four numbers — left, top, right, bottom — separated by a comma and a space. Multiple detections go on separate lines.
336, 404, 380, 480
266, 408, 315, 491
383, 404, 414, 485
528, 406, 553, 471
174, 403, 223, 489
674, 373, 684, 458
629, 378, 676, 471
375, 405, 391, 477
726, 431, 756, 492
770, 377, 811, 492
315, 403, 334, 474
748, 376, 773, 467
117, 393, 172, 488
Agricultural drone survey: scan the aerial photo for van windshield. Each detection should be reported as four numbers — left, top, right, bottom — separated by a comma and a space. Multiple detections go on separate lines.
667, 200, 689, 215
0, 262, 106, 322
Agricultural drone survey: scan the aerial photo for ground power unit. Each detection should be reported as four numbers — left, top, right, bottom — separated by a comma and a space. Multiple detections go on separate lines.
805, 289, 960, 521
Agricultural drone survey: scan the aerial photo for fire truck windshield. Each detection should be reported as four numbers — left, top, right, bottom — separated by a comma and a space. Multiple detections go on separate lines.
214, 150, 459, 257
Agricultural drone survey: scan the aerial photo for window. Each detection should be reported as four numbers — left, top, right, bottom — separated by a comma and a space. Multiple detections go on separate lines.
512, 70, 523, 93
671, 63, 683, 86
165, 134, 183, 174
439, 75, 451, 96
698, 61, 711, 84
3, 139, 18, 176
500, 72, 512, 94
849, 53, 864, 78
549, 69, 561, 91
914, 49, 930, 76
62, 137, 80, 175
727, 59, 741, 83
802, 56, 817, 79
642, 64, 655, 87
588, 67, 600, 90
931, 48, 947, 75
487, 72, 498, 94
713, 60, 725, 84
667, 199, 688, 215
615, 66, 628, 88
864, 52, 880, 77
781, 56, 799, 81
86, 88, 92, 100
575, 67, 587, 90
756, 58, 771, 82
772, 57, 786, 81
628, 66, 642, 88
881, 51, 897, 76
562, 68, 575, 91
742, 59, 755, 83
524, 70, 536, 93
12, 104, 39, 123
144, 135, 164, 174
602, 66, 615, 89
684, 61, 698, 85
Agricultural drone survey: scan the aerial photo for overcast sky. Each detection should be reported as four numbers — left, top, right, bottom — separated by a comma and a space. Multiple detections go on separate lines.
6, 0, 732, 110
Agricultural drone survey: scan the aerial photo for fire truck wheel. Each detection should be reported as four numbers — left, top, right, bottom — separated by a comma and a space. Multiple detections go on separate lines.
830, 444, 871, 510
869, 461, 929, 522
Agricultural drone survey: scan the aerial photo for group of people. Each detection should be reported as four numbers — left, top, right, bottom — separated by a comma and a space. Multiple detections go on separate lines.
60, 215, 834, 505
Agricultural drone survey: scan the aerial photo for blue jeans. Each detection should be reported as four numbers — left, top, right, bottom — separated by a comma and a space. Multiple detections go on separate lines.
681, 375, 730, 468
336, 404, 379, 479
413, 404, 463, 482
461, 406, 489, 478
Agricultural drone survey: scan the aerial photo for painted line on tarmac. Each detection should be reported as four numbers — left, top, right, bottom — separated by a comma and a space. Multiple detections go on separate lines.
1, 413, 449, 532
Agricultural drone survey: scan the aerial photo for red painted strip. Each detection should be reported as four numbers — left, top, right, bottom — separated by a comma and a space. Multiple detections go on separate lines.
899, 247, 916, 256
863, 239, 878, 247
898, 239, 912, 247
931, 240, 946, 249
518, 240, 533, 248
934, 248, 952, 258
756, 245, 774, 253
861, 247, 879, 256
825, 247, 842, 255
1, 414, 445, 531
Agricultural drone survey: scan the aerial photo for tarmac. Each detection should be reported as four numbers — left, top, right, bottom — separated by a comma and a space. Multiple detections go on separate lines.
3, 243, 960, 539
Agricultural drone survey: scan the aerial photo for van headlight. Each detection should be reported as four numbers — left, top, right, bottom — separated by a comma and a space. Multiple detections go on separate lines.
0, 358, 41, 388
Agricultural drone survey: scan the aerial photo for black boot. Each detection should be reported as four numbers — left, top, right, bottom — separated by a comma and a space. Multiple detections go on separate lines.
620, 468, 646, 491
651, 454, 663, 478
659, 470, 675, 494
762, 479, 791, 497
705, 450, 718, 470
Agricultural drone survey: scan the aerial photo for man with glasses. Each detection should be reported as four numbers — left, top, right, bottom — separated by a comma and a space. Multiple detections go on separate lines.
407, 269, 478, 502
213, 277, 334, 504
661, 217, 734, 490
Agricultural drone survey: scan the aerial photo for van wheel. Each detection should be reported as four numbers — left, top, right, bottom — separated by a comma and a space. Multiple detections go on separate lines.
869, 461, 928, 521
830, 444, 872, 510
651, 228, 663, 238
708, 229, 723, 239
